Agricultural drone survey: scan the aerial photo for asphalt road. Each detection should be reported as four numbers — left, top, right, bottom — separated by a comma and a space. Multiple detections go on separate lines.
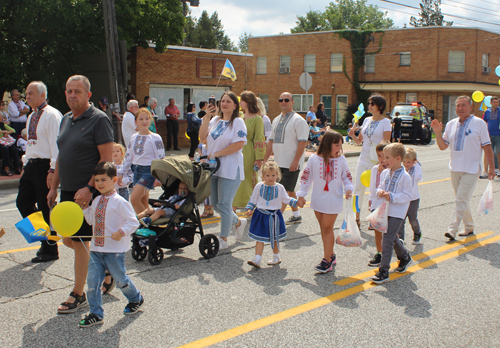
1, 142, 500, 348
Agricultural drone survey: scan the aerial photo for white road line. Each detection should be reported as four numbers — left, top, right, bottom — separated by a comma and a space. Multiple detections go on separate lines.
0, 208, 18, 212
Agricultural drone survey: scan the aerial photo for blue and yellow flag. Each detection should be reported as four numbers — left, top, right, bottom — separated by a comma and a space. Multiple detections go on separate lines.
15, 212, 50, 244
352, 195, 361, 213
479, 101, 486, 112
221, 59, 237, 81
353, 103, 365, 123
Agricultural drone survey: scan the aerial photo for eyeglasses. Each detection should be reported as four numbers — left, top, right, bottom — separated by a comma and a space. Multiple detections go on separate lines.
278, 98, 290, 103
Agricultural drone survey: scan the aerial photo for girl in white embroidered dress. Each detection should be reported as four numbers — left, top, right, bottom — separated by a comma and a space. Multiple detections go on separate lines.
297, 131, 354, 273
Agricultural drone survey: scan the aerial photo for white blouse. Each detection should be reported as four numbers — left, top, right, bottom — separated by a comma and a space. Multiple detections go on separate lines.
360, 117, 392, 164
245, 182, 297, 211
207, 116, 247, 180
377, 167, 412, 219
406, 163, 422, 201
120, 133, 165, 174
296, 154, 354, 214
115, 163, 133, 189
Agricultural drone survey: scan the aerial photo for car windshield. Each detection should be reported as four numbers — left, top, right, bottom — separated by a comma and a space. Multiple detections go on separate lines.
391, 105, 414, 117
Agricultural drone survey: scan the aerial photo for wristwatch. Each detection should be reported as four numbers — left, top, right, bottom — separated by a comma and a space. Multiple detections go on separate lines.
85, 184, 96, 194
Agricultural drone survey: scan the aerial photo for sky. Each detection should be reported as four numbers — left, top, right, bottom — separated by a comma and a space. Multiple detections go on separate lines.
188, 0, 500, 46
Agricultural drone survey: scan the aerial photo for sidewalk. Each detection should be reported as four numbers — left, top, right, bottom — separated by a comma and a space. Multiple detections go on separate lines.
0, 145, 361, 189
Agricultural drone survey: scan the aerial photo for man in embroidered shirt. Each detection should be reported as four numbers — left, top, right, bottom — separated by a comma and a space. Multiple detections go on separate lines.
431, 95, 495, 240
8, 89, 30, 139
122, 99, 139, 148
481, 96, 500, 178
16, 81, 63, 263
264, 92, 309, 224
165, 98, 181, 151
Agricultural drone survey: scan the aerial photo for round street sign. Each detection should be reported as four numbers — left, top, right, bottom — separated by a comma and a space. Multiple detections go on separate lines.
299, 72, 313, 91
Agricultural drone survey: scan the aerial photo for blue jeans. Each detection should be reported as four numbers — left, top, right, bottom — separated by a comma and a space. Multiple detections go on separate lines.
117, 187, 130, 201
132, 165, 155, 190
87, 252, 142, 319
210, 168, 241, 238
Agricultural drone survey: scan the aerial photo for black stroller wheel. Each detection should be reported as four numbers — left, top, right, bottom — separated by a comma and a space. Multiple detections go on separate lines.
131, 245, 147, 261
199, 234, 219, 259
148, 247, 164, 265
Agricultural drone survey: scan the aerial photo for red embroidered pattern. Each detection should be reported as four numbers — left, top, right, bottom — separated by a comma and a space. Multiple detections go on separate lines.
300, 168, 310, 184
320, 158, 338, 191
94, 191, 114, 247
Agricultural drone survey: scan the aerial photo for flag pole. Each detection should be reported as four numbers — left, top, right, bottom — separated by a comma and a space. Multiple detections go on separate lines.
213, 72, 224, 96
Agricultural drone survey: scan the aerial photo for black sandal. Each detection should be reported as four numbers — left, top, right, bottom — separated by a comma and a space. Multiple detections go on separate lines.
57, 291, 87, 314
102, 272, 116, 294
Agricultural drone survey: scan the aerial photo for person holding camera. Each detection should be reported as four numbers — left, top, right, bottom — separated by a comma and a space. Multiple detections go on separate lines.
186, 102, 202, 160
164, 98, 180, 151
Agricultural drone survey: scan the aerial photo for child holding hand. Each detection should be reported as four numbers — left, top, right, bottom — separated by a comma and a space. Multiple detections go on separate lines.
113, 142, 133, 200
296, 131, 354, 273
245, 162, 297, 268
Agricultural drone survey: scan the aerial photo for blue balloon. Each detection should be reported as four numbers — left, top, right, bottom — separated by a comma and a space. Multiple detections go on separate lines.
495, 65, 500, 77
484, 96, 492, 108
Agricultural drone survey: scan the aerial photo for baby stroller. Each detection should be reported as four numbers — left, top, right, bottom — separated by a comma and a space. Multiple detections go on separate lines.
131, 156, 220, 265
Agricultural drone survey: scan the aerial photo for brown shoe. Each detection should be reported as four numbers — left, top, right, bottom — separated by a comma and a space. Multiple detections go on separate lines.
458, 230, 474, 237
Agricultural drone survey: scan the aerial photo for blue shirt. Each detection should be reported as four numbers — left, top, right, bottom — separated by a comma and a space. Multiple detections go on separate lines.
186, 112, 202, 132
483, 108, 500, 136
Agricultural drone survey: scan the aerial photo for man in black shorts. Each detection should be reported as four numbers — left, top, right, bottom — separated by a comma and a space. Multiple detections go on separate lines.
47, 75, 113, 315
264, 92, 309, 224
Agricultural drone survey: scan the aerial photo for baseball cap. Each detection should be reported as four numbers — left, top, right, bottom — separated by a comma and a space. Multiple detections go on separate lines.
99, 97, 109, 105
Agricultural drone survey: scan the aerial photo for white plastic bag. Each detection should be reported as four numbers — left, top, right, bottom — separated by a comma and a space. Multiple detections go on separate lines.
477, 180, 494, 216
366, 200, 389, 233
336, 198, 362, 247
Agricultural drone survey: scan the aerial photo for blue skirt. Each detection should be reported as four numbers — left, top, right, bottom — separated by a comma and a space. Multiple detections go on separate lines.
249, 209, 286, 245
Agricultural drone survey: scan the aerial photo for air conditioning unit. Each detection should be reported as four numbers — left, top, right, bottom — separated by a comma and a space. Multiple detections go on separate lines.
482, 66, 491, 74
279, 66, 290, 74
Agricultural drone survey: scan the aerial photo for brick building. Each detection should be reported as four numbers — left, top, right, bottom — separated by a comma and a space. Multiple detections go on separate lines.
247, 26, 500, 125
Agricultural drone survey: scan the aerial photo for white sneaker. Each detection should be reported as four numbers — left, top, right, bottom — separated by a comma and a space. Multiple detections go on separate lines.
247, 259, 261, 268
218, 237, 229, 250
267, 257, 281, 265
234, 218, 247, 240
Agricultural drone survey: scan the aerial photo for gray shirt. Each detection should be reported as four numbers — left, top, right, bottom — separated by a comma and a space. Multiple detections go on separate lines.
57, 104, 114, 191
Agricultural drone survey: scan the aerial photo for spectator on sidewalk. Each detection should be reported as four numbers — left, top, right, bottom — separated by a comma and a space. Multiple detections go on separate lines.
122, 100, 139, 148
164, 98, 181, 151
139, 96, 149, 108
8, 89, 30, 139
148, 98, 158, 132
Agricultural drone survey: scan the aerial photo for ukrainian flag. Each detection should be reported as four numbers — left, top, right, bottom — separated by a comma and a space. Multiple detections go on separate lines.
15, 212, 50, 243
352, 195, 361, 213
221, 59, 237, 81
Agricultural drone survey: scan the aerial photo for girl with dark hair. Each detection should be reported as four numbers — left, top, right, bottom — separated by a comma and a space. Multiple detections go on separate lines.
233, 91, 266, 209
186, 102, 201, 160
199, 92, 248, 250
296, 131, 354, 273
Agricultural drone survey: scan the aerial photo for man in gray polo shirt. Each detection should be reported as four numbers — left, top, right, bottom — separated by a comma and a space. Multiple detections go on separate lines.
47, 75, 114, 314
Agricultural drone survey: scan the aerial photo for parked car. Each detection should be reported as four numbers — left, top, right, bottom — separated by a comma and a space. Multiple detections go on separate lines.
387, 103, 433, 144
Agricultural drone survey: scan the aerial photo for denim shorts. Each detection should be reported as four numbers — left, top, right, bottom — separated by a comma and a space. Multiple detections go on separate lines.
132, 165, 155, 190
490, 135, 500, 154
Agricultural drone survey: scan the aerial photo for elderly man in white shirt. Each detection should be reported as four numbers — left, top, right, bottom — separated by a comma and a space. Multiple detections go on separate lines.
431, 95, 495, 240
8, 89, 30, 139
121, 99, 139, 148
16, 81, 62, 263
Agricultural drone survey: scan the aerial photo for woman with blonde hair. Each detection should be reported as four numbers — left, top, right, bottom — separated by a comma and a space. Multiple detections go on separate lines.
256, 97, 272, 142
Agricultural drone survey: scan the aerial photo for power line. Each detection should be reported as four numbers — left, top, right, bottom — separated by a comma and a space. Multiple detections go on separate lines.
444, 0, 496, 12
441, 0, 495, 16
475, 0, 500, 8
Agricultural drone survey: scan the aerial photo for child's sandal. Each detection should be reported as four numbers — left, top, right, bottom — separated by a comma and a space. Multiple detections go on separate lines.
57, 291, 87, 314
201, 208, 214, 218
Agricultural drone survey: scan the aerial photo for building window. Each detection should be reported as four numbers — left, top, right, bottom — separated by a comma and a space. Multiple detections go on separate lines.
259, 94, 269, 113
292, 94, 313, 112
336, 95, 348, 124
406, 93, 417, 103
256, 57, 267, 75
400, 52, 411, 66
365, 55, 375, 73
280, 55, 290, 74
482, 54, 489, 67
304, 54, 315, 73
330, 53, 343, 72
449, 51, 465, 72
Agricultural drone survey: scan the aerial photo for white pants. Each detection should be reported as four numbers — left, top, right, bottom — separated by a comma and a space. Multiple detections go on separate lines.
448, 171, 478, 235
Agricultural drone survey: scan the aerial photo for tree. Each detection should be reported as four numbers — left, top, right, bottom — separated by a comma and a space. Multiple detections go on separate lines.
410, 0, 453, 27
0, 0, 184, 110
291, 10, 328, 33
237, 32, 252, 53
185, 10, 236, 51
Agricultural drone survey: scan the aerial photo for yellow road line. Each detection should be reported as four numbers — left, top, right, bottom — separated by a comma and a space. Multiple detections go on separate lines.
0, 242, 63, 255
177, 234, 500, 348
334, 231, 493, 286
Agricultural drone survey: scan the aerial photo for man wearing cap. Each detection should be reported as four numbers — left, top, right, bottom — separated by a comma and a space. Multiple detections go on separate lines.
409, 101, 425, 145
8, 89, 30, 139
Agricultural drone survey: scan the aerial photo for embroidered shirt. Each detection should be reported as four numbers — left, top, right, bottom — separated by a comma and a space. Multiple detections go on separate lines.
483, 108, 500, 136
120, 133, 165, 174
269, 112, 309, 169
359, 117, 391, 165
406, 163, 422, 200
8, 100, 28, 123
245, 182, 297, 211
377, 168, 412, 219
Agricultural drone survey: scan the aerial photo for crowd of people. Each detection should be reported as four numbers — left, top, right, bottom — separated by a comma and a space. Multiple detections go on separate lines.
4, 75, 497, 326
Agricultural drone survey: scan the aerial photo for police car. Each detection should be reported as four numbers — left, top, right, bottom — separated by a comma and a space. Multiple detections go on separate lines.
387, 103, 433, 144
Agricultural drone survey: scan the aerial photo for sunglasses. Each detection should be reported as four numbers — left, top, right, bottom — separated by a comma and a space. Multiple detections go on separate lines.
278, 98, 290, 103
368, 102, 376, 106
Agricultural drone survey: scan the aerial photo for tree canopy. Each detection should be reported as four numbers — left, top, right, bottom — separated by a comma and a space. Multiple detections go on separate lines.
237, 32, 252, 53
185, 10, 236, 51
410, 0, 453, 27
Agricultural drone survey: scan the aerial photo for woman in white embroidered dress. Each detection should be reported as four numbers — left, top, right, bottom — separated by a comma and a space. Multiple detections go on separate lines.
199, 92, 248, 250
297, 131, 353, 273
348, 94, 391, 227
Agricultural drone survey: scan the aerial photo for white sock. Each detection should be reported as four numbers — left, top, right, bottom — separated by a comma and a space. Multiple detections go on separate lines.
273, 253, 280, 260
293, 210, 300, 218
254, 255, 262, 264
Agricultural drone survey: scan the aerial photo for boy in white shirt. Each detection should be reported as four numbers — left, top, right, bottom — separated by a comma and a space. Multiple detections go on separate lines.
371, 143, 413, 284
78, 162, 143, 328
398, 148, 423, 244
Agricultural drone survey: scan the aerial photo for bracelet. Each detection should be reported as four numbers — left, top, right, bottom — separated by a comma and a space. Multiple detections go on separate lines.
48, 168, 55, 173
119, 230, 125, 237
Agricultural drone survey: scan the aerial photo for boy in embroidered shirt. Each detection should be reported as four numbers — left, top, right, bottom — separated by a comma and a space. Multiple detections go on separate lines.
78, 162, 143, 328
371, 143, 413, 284
398, 148, 423, 244
137, 182, 190, 228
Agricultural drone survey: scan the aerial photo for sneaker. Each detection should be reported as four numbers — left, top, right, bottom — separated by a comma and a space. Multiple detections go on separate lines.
315, 258, 333, 273
139, 217, 151, 228
234, 218, 247, 240
124, 296, 144, 315
78, 313, 103, 328
371, 270, 389, 284
218, 237, 229, 250
285, 215, 302, 225
247, 259, 261, 268
367, 253, 382, 267
330, 253, 337, 266
399, 238, 405, 245
444, 232, 456, 241
267, 257, 281, 265
458, 230, 474, 237
395, 256, 413, 273
412, 235, 423, 245
479, 173, 488, 179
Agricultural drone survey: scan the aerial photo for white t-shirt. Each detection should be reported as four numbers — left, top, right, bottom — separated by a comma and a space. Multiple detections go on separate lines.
207, 116, 247, 180
120, 133, 165, 174
359, 117, 392, 165
407, 163, 422, 200
121, 111, 137, 148
443, 115, 491, 174
245, 182, 297, 211
262, 115, 272, 141
269, 112, 310, 170
377, 167, 412, 219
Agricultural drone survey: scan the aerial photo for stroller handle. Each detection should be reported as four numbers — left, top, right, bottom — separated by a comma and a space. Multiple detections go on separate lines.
199, 156, 221, 173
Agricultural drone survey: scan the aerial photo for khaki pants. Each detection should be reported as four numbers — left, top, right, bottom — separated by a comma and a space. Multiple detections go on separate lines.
448, 171, 478, 236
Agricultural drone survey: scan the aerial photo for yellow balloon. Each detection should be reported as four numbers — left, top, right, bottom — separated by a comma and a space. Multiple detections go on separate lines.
472, 91, 484, 103
51, 201, 84, 237
360, 170, 371, 187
